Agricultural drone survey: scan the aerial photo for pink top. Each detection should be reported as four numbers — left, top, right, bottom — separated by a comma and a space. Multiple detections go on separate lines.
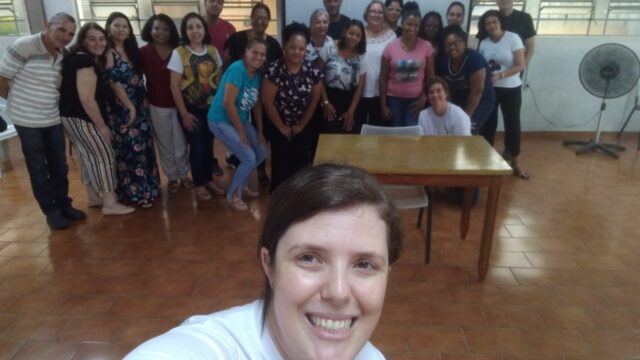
139, 44, 175, 108
382, 38, 434, 98
208, 19, 236, 58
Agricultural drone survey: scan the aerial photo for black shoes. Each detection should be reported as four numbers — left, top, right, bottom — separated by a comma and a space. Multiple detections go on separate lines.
48, 206, 87, 230
47, 211, 69, 230
63, 206, 87, 221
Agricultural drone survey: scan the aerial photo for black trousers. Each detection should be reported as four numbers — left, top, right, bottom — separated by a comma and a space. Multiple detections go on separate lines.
269, 123, 314, 193
480, 86, 522, 157
356, 96, 389, 127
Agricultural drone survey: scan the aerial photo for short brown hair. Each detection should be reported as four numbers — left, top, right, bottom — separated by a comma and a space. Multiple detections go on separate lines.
258, 163, 403, 323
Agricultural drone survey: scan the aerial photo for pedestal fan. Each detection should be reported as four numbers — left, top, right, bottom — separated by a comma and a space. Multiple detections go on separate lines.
563, 43, 640, 158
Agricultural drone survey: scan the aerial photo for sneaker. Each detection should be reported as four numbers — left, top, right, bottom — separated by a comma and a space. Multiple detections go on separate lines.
102, 204, 136, 216
212, 158, 223, 176
226, 154, 241, 170
47, 211, 70, 230
181, 177, 194, 189
62, 206, 87, 221
168, 180, 181, 192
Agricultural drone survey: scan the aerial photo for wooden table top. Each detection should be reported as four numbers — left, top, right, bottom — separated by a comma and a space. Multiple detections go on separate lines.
314, 135, 513, 176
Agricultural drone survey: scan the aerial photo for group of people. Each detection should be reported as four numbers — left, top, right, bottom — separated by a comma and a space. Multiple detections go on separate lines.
0, 0, 535, 230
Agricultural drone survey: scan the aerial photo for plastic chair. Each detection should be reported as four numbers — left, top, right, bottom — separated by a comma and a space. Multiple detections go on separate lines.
360, 124, 434, 263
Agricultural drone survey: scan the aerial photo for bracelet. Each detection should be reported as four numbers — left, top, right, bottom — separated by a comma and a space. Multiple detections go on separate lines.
321, 100, 329, 107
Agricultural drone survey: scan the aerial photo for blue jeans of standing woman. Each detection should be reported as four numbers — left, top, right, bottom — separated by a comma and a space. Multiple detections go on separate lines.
208, 121, 266, 200
387, 96, 420, 127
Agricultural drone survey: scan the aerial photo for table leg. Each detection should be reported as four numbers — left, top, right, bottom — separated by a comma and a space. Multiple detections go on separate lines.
478, 177, 502, 281
460, 188, 471, 239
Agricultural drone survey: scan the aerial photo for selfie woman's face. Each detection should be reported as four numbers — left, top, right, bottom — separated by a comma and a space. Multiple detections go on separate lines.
261, 205, 389, 360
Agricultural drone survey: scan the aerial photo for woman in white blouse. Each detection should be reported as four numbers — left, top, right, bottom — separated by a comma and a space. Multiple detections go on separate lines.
477, 9, 528, 179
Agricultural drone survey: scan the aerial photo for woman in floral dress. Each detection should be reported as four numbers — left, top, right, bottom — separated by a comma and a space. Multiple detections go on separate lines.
104, 12, 160, 208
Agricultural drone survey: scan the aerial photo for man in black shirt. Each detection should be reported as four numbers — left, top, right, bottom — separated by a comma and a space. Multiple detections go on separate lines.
324, 0, 351, 39
497, 0, 536, 66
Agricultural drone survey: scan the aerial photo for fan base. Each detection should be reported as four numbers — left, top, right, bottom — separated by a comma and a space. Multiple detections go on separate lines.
562, 139, 626, 159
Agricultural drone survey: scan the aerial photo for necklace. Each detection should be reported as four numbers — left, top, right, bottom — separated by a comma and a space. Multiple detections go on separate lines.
448, 55, 468, 77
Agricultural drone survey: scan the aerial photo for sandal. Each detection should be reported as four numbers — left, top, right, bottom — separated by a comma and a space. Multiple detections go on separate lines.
181, 177, 194, 189
195, 186, 212, 201
168, 180, 181, 193
137, 199, 154, 209
227, 196, 248, 211
206, 181, 226, 195
513, 166, 530, 180
243, 187, 259, 198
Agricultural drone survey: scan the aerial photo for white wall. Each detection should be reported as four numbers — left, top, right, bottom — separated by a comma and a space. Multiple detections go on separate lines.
1, 0, 638, 133
522, 36, 640, 132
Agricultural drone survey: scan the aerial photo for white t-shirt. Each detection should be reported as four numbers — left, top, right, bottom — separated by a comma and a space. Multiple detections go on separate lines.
362, 29, 396, 98
418, 102, 471, 136
478, 31, 523, 88
167, 45, 223, 74
124, 300, 386, 360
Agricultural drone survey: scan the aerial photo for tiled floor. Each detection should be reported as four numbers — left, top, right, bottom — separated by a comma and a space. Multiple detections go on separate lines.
1, 133, 640, 359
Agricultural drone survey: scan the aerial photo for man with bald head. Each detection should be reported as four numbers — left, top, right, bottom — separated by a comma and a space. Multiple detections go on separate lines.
0, 13, 86, 230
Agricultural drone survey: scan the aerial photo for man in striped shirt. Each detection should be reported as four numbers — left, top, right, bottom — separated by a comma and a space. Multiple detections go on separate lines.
0, 13, 86, 230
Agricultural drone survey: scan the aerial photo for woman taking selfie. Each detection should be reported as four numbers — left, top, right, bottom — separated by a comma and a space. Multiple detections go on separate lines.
125, 163, 402, 360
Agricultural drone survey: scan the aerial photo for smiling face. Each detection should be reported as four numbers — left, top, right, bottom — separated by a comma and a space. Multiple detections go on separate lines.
427, 82, 448, 109
444, 33, 465, 59
323, 0, 342, 17
447, 5, 465, 26
108, 16, 130, 43
150, 19, 170, 45
283, 34, 307, 66
402, 15, 421, 39
386, 1, 402, 26
245, 42, 267, 71
251, 8, 270, 35
83, 28, 107, 57
310, 13, 329, 38
343, 24, 363, 50
365, 3, 386, 28
44, 18, 76, 50
262, 205, 389, 360
186, 17, 206, 46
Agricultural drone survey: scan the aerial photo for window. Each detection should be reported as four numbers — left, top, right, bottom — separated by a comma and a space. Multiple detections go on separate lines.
0, 0, 29, 36
75, 0, 279, 36
470, 0, 640, 35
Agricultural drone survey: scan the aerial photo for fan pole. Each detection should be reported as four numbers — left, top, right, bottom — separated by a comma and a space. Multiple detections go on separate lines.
563, 79, 627, 158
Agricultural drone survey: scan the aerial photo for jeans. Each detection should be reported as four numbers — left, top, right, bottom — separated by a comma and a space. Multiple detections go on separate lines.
209, 121, 266, 200
178, 105, 214, 187
387, 96, 420, 127
15, 124, 71, 215
480, 86, 522, 156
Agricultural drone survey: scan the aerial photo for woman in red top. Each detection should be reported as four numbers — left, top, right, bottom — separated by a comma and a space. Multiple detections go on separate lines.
140, 14, 192, 192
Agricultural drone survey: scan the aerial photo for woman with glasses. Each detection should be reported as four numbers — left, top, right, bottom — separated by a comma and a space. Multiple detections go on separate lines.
358, 0, 396, 127
436, 25, 494, 135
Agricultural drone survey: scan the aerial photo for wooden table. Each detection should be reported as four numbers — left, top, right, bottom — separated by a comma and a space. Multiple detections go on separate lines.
313, 134, 513, 281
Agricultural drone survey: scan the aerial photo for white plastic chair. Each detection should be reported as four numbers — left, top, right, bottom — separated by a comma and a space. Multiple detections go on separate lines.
360, 124, 434, 263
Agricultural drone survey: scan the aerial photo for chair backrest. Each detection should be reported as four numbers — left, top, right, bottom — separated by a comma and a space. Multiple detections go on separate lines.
360, 124, 422, 136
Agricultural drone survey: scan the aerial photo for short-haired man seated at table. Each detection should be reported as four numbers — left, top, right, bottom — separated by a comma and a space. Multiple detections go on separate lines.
418, 77, 471, 136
